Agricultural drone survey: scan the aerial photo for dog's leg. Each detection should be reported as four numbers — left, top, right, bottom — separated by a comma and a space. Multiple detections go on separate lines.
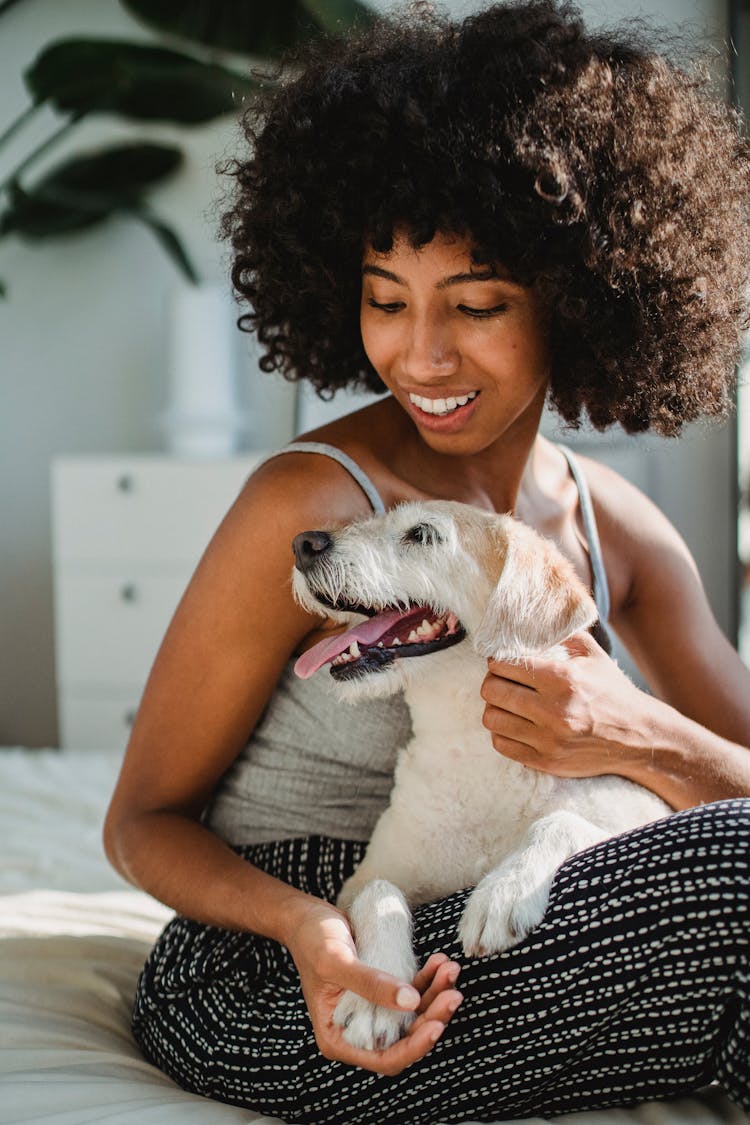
459, 809, 608, 956
333, 878, 418, 1050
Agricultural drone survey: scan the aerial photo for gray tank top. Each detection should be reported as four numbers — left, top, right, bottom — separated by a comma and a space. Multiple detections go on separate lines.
204, 441, 611, 846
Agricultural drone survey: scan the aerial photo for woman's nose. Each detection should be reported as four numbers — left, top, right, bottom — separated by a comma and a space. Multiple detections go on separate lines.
402, 316, 459, 381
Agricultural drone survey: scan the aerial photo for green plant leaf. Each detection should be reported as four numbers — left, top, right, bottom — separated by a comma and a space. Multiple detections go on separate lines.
136, 210, 199, 283
120, 0, 322, 57
0, 142, 183, 239
0, 181, 108, 238
25, 39, 256, 123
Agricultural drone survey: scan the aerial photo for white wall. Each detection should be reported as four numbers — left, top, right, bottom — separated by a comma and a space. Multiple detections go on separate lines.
0, 0, 297, 746
0, 0, 734, 746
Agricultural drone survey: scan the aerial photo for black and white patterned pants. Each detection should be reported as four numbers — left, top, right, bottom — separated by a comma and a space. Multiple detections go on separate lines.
133, 800, 750, 1124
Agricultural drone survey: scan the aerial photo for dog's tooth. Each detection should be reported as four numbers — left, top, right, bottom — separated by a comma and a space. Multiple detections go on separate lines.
407, 629, 420, 642
377, 641, 384, 648
349, 641, 360, 658
392, 638, 401, 646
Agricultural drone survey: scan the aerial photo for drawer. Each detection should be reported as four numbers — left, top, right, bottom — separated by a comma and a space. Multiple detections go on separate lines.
55, 571, 189, 686
52, 456, 262, 564
58, 692, 141, 750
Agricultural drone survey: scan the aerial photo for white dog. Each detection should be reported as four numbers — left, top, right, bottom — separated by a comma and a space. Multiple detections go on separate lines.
292, 500, 669, 1051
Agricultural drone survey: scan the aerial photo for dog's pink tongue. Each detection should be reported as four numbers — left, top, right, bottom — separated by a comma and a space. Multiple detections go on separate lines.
294, 608, 407, 679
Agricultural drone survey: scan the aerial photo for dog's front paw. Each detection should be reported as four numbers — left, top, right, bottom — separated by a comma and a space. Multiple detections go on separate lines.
333, 990, 415, 1051
459, 869, 550, 957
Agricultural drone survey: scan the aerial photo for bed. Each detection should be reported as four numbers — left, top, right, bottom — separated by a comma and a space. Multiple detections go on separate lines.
1, 747, 746, 1125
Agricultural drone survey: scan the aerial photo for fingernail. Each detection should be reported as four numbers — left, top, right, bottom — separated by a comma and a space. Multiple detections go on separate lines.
448, 994, 463, 1013
396, 986, 420, 1010
447, 965, 460, 984
430, 1026, 444, 1044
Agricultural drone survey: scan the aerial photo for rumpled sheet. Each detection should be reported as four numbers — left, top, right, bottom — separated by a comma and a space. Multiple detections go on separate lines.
0, 749, 284, 1124
0, 747, 745, 1125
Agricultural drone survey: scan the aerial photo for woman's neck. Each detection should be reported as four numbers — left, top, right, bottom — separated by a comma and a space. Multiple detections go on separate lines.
377, 395, 548, 515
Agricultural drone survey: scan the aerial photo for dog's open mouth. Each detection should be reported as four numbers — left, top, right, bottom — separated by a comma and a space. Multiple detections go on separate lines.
294, 604, 466, 681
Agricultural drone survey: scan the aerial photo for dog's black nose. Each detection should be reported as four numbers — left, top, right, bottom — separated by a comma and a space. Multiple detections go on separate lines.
293, 530, 333, 572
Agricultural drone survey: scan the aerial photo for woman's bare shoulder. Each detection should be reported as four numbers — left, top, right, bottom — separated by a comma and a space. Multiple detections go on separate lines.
564, 448, 700, 622
573, 449, 692, 554
239, 434, 387, 528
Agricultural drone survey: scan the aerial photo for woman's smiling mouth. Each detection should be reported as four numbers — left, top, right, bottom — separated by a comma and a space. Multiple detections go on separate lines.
408, 391, 478, 416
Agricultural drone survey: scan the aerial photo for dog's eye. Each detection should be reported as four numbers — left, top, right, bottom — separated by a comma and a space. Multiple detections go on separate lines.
402, 523, 442, 547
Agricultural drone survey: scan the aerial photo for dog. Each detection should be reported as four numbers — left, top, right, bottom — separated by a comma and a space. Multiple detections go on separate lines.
291, 500, 669, 1051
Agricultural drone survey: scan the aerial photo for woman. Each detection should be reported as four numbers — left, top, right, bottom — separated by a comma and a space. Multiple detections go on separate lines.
104, 2, 750, 1121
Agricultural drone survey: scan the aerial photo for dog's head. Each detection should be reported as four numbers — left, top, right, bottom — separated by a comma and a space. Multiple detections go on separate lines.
292, 500, 598, 695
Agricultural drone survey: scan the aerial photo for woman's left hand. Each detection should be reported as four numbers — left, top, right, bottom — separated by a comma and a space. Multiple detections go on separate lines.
480, 630, 654, 779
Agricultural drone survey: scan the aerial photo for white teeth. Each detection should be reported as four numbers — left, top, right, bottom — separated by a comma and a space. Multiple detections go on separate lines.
407, 629, 420, 642
392, 638, 401, 646
348, 642, 360, 658
409, 391, 477, 416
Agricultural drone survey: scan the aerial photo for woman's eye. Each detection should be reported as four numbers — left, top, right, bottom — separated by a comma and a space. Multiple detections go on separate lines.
367, 298, 404, 314
457, 303, 508, 319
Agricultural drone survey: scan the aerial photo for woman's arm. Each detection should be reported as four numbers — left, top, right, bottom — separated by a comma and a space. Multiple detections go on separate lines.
103, 455, 346, 926
103, 453, 461, 1072
480, 464, 750, 808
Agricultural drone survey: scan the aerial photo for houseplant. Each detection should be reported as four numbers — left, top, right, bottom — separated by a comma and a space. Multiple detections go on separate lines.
0, 0, 374, 295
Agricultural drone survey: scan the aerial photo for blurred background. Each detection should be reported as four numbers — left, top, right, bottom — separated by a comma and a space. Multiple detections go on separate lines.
0, 0, 746, 749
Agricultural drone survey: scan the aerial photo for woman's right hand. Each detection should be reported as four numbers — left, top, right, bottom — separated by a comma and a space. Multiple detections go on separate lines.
285, 899, 463, 1075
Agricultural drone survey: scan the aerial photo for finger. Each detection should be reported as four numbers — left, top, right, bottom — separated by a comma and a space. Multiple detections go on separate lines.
320, 1016, 448, 1076
489, 733, 546, 768
481, 702, 537, 744
411, 952, 449, 993
411, 987, 463, 1033
481, 672, 540, 718
337, 958, 420, 1013
485, 657, 539, 688
416, 961, 461, 1014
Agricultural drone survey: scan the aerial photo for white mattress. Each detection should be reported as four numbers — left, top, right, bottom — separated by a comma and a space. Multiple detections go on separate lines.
0, 747, 745, 1125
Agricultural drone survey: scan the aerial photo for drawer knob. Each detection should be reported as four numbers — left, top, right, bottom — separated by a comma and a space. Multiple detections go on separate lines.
120, 583, 138, 603
116, 473, 135, 493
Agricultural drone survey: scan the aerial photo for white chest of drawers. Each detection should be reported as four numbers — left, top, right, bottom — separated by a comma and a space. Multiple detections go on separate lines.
51, 455, 263, 749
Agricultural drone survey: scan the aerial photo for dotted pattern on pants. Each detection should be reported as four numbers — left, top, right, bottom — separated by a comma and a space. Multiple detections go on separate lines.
132, 800, 750, 1125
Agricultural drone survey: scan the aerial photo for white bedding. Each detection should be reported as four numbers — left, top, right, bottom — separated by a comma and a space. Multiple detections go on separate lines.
0, 747, 746, 1125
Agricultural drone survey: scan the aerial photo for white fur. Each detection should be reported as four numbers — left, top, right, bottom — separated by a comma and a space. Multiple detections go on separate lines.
293, 501, 669, 1050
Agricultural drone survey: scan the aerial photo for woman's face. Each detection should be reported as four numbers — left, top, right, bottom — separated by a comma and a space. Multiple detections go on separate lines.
360, 230, 550, 454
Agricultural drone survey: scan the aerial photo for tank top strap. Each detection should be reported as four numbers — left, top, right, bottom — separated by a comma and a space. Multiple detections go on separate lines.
255, 441, 386, 514
556, 444, 613, 651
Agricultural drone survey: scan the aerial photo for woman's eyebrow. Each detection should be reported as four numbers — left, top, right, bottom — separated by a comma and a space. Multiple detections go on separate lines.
361, 264, 501, 287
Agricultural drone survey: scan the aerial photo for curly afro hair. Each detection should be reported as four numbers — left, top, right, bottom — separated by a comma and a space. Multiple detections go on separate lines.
221, 0, 750, 435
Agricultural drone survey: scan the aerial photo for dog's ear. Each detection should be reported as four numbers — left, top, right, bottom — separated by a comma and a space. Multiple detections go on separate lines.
473, 519, 598, 662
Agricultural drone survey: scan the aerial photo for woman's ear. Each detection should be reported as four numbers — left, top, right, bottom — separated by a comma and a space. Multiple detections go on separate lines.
472, 520, 598, 662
